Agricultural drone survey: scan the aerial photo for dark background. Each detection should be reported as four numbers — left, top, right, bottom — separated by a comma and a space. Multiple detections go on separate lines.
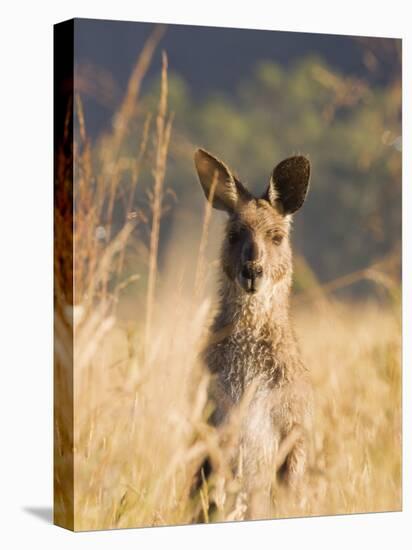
74, 18, 398, 136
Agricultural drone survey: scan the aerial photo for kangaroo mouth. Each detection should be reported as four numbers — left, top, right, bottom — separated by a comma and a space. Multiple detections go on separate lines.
239, 274, 261, 294
246, 287, 258, 294
245, 281, 258, 293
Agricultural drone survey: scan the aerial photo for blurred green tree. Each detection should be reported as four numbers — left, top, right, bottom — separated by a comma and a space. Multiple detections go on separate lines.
153, 55, 401, 285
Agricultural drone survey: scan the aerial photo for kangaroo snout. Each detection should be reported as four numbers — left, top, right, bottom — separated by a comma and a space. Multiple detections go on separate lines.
240, 262, 263, 293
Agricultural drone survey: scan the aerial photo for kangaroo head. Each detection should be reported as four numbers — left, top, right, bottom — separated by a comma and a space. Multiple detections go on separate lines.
194, 148, 310, 295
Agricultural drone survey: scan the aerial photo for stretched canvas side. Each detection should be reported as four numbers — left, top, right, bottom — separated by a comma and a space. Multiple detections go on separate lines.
54, 19, 75, 531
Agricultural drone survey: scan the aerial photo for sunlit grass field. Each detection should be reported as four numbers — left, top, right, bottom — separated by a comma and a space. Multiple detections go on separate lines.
69, 297, 401, 530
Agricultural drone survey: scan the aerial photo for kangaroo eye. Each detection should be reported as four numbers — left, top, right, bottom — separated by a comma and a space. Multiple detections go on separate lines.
271, 233, 283, 246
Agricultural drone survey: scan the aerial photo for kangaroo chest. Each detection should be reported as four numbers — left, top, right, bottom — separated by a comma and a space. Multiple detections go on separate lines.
206, 327, 286, 403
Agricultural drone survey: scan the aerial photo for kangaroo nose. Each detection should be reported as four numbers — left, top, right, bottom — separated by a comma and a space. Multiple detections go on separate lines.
241, 263, 263, 280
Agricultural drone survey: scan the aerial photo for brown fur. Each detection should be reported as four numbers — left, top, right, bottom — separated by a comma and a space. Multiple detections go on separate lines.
194, 148, 313, 518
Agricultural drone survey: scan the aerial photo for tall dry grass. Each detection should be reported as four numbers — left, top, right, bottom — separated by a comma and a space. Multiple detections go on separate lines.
70, 297, 401, 530
54, 29, 401, 531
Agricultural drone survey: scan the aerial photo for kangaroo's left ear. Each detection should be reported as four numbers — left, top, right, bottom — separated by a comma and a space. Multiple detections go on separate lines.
263, 156, 311, 214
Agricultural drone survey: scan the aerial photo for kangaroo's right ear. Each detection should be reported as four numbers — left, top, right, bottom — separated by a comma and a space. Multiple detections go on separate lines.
194, 149, 251, 212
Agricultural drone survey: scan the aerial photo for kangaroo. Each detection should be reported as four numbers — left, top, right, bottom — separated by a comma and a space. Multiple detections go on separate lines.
194, 148, 313, 519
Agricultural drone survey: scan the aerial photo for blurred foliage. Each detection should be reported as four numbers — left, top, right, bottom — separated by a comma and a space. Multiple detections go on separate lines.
140, 53, 401, 284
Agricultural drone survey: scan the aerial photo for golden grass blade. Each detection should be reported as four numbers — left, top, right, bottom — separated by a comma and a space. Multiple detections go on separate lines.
112, 25, 166, 154
145, 51, 173, 352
